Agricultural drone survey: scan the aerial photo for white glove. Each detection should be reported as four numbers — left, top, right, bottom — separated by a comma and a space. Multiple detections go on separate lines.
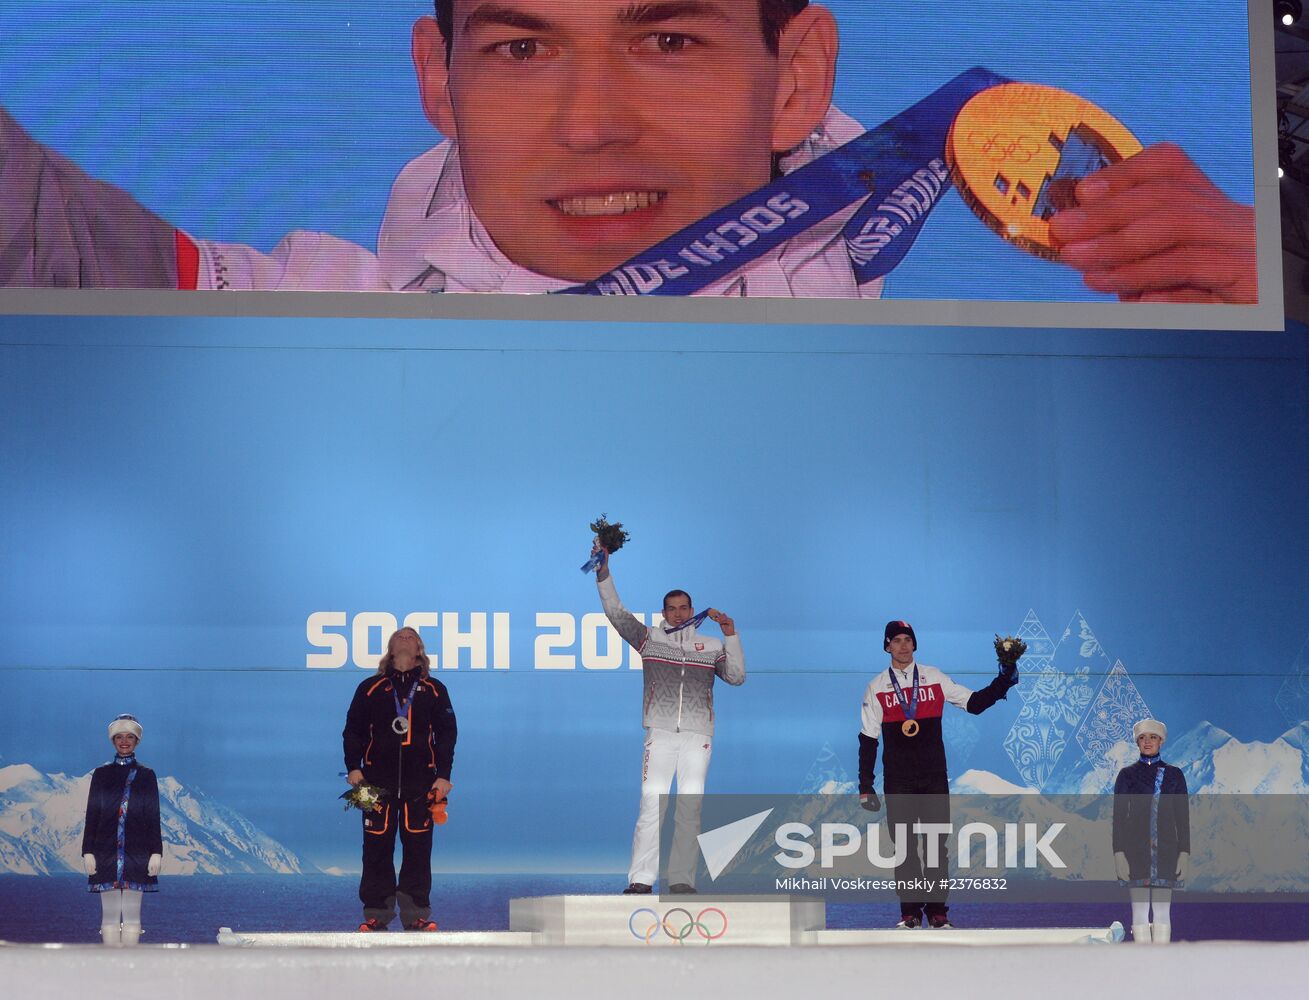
83, 853, 97, 876
1174, 852, 1189, 883
1114, 852, 1130, 881
147, 854, 162, 877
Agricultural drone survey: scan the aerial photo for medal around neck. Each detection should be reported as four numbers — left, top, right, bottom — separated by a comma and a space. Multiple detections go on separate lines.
390, 677, 419, 736
888, 664, 921, 737
946, 83, 1142, 260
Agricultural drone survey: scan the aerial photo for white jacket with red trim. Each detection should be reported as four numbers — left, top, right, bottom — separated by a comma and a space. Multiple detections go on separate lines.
191, 108, 884, 298
597, 575, 745, 736
1, 103, 884, 297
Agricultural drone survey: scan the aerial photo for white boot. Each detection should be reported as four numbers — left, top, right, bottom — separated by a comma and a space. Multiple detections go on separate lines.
1152, 922, 1171, 944
100, 923, 121, 947
121, 922, 142, 946
1131, 922, 1152, 943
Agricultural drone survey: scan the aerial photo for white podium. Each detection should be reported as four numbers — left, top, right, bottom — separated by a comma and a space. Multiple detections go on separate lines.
508, 894, 824, 946
212, 900, 1121, 949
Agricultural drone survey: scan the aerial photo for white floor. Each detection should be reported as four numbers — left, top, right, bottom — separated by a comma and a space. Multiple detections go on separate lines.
3, 941, 1307, 999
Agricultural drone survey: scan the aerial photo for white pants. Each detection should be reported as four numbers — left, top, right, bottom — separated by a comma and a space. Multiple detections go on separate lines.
629, 727, 712, 887
1130, 886, 1172, 924
99, 889, 143, 946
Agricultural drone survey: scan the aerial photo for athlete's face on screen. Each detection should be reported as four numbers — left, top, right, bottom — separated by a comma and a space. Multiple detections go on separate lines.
414, 1, 837, 282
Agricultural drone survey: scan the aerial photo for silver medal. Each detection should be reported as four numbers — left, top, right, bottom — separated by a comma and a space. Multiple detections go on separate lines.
392, 716, 411, 735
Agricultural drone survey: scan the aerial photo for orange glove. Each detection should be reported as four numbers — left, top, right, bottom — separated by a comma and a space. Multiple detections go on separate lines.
428, 795, 449, 825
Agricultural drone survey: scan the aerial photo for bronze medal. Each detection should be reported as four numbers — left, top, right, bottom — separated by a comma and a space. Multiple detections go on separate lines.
902, 719, 920, 738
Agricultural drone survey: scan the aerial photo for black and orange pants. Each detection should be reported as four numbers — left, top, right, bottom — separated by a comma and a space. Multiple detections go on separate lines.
359, 796, 434, 925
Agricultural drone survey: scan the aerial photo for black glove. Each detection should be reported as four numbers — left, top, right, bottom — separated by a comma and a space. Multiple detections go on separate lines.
999, 662, 1019, 686
860, 792, 881, 812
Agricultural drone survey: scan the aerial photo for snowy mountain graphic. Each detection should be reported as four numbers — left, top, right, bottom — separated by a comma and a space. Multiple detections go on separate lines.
1171, 722, 1309, 794
0, 763, 309, 876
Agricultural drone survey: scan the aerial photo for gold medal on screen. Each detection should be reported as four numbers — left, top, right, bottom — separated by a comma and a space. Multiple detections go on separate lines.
946, 83, 1143, 260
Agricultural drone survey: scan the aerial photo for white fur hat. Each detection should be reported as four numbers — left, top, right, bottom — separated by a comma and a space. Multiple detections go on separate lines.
1133, 718, 1167, 742
108, 714, 143, 740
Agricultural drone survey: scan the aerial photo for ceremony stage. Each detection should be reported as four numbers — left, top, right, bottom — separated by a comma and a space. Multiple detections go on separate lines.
7, 896, 1307, 999
215, 895, 1125, 948
5, 939, 1306, 1000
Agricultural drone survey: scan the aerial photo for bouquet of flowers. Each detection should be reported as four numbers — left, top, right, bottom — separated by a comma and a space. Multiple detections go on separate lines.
993, 635, 1028, 669
590, 514, 630, 553
340, 783, 387, 813
581, 514, 631, 573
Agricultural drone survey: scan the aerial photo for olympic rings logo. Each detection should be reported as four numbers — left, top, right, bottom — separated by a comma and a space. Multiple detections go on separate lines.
628, 907, 728, 944
966, 130, 1041, 164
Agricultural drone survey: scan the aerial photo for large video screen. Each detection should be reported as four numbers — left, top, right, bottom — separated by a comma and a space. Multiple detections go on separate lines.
0, 1, 1275, 326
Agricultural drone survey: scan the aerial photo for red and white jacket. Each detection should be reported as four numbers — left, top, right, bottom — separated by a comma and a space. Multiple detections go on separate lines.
859, 660, 1016, 792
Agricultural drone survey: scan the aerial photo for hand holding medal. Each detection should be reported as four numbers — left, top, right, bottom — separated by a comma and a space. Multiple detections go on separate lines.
705, 609, 736, 637
947, 81, 1255, 304
946, 83, 1142, 261
581, 513, 630, 573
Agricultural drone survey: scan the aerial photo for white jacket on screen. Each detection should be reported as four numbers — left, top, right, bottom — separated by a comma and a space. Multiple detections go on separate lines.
196, 108, 883, 299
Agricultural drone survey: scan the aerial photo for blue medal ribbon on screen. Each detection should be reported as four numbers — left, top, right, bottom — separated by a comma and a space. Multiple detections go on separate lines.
888, 665, 921, 721
553, 66, 1010, 297
663, 609, 712, 635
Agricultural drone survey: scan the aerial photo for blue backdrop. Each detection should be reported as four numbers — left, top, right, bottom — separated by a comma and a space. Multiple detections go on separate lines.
1, 317, 1306, 874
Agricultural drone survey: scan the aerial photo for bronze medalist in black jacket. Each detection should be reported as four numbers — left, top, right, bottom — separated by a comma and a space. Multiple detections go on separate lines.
342, 670, 457, 800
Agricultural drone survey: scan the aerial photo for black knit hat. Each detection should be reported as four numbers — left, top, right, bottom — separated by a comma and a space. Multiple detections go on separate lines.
883, 620, 917, 651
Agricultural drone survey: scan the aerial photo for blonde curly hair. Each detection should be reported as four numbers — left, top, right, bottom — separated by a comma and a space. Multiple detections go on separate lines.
377, 626, 432, 677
